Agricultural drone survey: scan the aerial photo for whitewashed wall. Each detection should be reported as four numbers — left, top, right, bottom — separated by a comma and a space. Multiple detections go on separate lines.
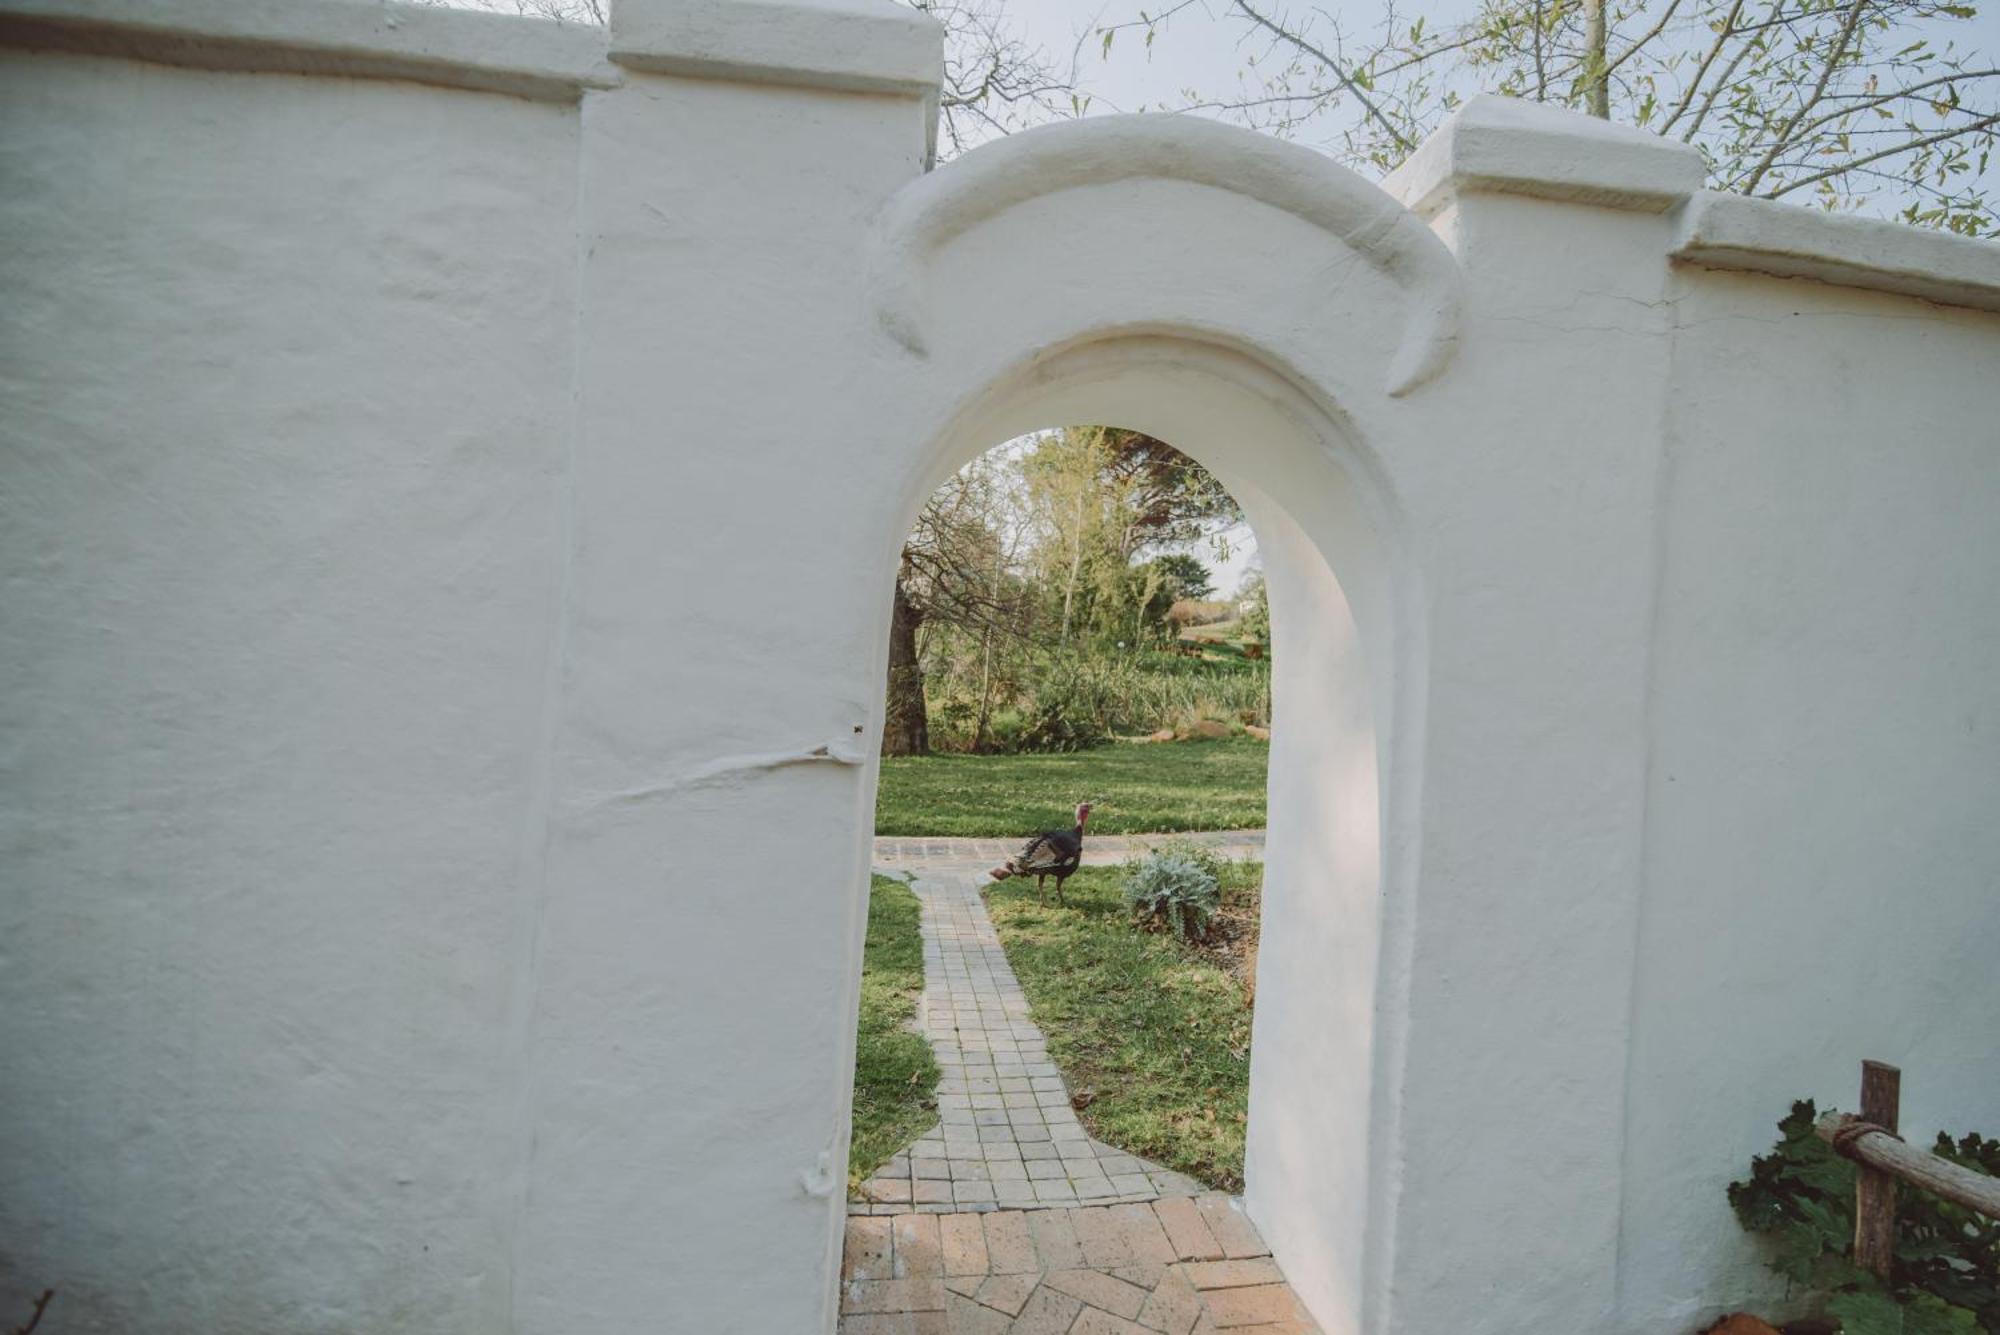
0, 35, 583, 1335
0, 2, 1995, 1333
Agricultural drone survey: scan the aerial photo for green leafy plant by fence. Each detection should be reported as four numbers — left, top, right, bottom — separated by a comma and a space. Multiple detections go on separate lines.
1729, 1101, 2000, 1333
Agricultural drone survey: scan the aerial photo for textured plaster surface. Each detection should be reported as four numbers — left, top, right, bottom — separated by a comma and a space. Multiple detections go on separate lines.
2, 12, 1997, 1335
0, 49, 580, 1333
609, 0, 942, 95
0, 0, 619, 100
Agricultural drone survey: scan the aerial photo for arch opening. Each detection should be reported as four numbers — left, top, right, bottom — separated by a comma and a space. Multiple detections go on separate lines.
841, 334, 1421, 1335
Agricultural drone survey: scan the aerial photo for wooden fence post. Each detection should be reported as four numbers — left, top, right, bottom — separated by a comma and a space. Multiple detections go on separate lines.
1853, 1059, 1902, 1278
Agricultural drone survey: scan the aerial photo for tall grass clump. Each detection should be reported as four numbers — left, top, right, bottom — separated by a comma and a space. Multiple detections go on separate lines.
928, 651, 1270, 753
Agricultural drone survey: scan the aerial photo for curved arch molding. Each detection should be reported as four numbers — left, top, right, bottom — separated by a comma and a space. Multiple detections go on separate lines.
869, 114, 1463, 398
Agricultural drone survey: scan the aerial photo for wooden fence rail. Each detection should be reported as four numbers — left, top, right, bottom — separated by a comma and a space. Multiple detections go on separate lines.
1811, 1060, 2000, 1278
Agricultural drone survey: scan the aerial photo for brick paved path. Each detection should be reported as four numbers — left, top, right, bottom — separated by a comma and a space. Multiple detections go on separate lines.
871, 830, 1265, 872
842, 832, 1322, 1332
850, 869, 1208, 1213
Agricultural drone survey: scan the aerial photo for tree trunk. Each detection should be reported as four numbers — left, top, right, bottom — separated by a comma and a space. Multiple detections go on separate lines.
1582, 0, 1609, 117
972, 625, 995, 752
883, 576, 930, 757
1060, 487, 1086, 642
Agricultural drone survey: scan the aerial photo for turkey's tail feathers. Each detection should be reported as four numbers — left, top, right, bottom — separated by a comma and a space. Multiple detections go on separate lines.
989, 866, 1013, 881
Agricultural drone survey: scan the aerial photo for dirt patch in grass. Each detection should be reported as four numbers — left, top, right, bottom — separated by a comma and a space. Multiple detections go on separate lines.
1182, 865, 1262, 1000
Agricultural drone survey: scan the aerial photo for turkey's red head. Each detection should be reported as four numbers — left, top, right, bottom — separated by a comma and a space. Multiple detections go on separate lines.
1075, 802, 1092, 827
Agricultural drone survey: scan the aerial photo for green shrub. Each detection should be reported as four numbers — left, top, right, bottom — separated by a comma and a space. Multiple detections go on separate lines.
1019, 659, 1118, 751
1121, 846, 1222, 941
1728, 1100, 2000, 1333
921, 647, 1272, 754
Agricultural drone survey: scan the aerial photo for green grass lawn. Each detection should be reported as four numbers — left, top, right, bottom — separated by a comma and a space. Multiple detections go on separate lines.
848, 874, 939, 1187
984, 862, 1261, 1192
875, 737, 1268, 837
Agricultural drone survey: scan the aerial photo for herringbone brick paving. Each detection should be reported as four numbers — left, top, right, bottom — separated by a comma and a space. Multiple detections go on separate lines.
843, 835, 1318, 1332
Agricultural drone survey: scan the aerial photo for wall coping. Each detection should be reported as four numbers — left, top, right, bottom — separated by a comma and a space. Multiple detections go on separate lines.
1384, 94, 2000, 315
1384, 94, 1708, 218
0, 0, 620, 102
5, 9, 1992, 314
609, 0, 941, 98
0, 0, 945, 103
1671, 190, 2000, 315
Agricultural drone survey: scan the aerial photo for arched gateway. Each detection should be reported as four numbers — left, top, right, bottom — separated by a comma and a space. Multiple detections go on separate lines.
2, 2, 1996, 1333
856, 110, 1454, 1331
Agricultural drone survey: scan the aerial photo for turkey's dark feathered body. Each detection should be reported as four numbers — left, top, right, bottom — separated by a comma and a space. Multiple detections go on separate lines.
1007, 828, 1083, 880
992, 814, 1088, 903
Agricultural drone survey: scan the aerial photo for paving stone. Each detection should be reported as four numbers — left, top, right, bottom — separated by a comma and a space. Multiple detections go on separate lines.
1072, 1308, 1152, 1335
912, 1180, 954, 1205
1190, 1197, 1270, 1260
846, 1216, 896, 1281
1069, 1206, 1134, 1268
941, 1294, 1012, 1334
1020, 1205, 1083, 1270
838, 1313, 946, 1334
893, 1214, 943, 1277
1109, 1203, 1178, 1266
938, 1213, 989, 1277
969, 1272, 1040, 1317
1151, 1198, 1226, 1261
843, 1277, 946, 1314
1197, 1283, 1309, 1327
1041, 1269, 1149, 1319
1006, 1285, 1086, 1334
1179, 1259, 1285, 1291
1136, 1267, 1205, 1335
980, 1211, 1039, 1274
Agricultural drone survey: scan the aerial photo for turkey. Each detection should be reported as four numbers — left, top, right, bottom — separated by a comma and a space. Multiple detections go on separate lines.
989, 801, 1092, 905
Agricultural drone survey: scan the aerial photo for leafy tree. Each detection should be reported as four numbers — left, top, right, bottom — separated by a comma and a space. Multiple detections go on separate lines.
1238, 571, 1272, 648
1151, 552, 1216, 601
1020, 427, 1243, 649
1116, 0, 1998, 234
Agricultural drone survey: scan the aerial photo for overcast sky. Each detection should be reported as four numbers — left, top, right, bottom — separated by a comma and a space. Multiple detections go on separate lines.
1002, 0, 1999, 133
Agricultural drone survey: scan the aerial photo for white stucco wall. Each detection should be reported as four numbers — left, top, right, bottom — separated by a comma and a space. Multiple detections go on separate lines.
0, 41, 581, 1334
1, 3, 1996, 1333
1614, 270, 2000, 1331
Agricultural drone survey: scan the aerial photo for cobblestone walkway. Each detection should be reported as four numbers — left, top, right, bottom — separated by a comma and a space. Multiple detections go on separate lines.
850, 870, 1207, 1213
871, 830, 1264, 872
842, 832, 1322, 1332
